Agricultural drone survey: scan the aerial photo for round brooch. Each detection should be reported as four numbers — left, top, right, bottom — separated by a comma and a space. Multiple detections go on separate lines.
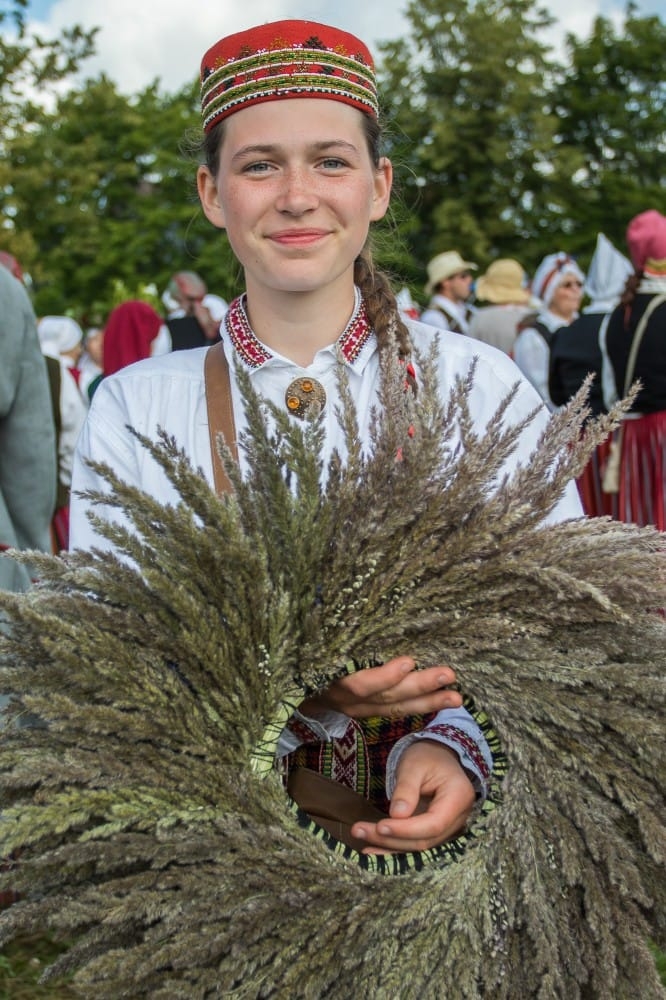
285, 377, 326, 419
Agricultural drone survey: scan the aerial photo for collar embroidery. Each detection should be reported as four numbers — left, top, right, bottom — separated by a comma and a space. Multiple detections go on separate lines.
223, 290, 373, 370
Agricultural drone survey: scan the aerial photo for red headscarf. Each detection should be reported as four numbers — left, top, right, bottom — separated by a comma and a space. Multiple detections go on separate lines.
0, 251, 23, 282
103, 300, 163, 376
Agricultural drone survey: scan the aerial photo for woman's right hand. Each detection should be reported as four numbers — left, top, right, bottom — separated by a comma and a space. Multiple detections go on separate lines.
298, 656, 462, 720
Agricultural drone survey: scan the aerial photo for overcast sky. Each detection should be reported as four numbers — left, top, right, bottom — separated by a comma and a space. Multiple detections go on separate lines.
8, 0, 662, 97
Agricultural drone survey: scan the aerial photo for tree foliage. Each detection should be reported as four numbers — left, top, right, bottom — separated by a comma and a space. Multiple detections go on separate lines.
377, 0, 560, 286
1, 74, 239, 321
548, 4, 666, 257
0, 1, 664, 318
376, 0, 665, 296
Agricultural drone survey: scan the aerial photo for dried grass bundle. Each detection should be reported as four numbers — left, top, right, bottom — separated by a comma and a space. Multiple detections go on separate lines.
0, 346, 664, 998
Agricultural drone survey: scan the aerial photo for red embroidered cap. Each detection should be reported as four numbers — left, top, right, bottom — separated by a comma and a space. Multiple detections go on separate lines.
200, 19, 378, 133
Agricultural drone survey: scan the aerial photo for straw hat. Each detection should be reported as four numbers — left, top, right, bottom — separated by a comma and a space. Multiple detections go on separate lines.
425, 251, 477, 296
475, 259, 529, 305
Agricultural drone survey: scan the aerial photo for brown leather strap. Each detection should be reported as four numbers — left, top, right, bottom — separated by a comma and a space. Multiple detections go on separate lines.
205, 345, 384, 849
204, 342, 238, 496
287, 767, 387, 852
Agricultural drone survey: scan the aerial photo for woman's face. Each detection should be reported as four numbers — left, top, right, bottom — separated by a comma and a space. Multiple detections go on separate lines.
197, 99, 392, 301
549, 275, 583, 322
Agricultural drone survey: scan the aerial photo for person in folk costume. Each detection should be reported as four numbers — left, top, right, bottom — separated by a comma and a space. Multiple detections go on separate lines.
548, 234, 633, 519
102, 299, 171, 377
600, 209, 666, 530
467, 257, 532, 355
69, 19, 582, 855
36, 316, 88, 552
513, 252, 585, 410
420, 251, 477, 336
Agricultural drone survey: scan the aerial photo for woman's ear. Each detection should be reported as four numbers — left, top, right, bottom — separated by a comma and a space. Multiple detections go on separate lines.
197, 166, 226, 229
369, 157, 393, 223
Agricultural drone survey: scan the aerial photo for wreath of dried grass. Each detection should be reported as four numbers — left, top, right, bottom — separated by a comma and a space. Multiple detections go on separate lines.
0, 345, 664, 998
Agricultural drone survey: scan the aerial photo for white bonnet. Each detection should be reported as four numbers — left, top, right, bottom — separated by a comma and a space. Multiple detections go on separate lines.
584, 234, 632, 312
37, 315, 84, 355
531, 252, 585, 306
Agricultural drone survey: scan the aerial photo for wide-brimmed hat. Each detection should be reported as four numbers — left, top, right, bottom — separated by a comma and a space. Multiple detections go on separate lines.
475, 259, 529, 305
425, 251, 477, 296
200, 20, 378, 134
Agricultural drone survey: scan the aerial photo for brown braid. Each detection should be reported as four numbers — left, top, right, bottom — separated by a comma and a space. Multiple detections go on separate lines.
354, 248, 417, 394
620, 271, 641, 330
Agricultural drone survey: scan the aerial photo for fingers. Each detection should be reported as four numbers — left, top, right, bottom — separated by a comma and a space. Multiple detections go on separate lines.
351, 742, 476, 853
354, 656, 456, 699
299, 657, 461, 720
351, 799, 470, 854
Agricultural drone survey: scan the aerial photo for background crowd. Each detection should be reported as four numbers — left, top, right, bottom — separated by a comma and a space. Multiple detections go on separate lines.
1, 204, 664, 594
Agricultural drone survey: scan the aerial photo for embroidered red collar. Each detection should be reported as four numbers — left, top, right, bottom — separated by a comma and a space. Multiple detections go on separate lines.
223, 293, 373, 369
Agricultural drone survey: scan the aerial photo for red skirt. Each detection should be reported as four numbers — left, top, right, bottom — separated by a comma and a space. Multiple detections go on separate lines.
51, 505, 70, 553
616, 411, 666, 530
576, 434, 620, 519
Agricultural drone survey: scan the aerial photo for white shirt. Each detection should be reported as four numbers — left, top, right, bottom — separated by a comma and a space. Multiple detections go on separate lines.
71, 317, 581, 548
70, 312, 583, 795
513, 309, 571, 410
421, 294, 472, 335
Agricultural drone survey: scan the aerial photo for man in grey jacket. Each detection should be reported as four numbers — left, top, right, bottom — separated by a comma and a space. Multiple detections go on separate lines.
0, 263, 56, 592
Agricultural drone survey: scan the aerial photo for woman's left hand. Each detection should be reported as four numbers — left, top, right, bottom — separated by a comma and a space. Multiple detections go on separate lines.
350, 741, 476, 854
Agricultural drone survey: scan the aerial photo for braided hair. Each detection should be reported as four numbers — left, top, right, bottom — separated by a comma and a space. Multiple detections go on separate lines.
619, 271, 641, 330
354, 247, 416, 392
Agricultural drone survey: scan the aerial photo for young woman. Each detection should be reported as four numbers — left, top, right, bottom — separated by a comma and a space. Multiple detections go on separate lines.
69, 20, 582, 856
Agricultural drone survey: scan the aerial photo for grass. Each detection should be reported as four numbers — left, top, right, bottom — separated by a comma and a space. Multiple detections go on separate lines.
0, 935, 75, 999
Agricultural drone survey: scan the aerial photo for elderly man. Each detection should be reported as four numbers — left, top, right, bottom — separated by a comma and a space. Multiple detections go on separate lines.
162, 271, 227, 349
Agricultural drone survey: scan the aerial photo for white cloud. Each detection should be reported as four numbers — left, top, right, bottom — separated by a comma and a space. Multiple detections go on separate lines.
26, 0, 412, 95
19, 0, 663, 96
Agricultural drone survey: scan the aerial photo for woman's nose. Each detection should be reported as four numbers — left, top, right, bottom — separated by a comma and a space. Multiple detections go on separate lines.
275, 167, 318, 214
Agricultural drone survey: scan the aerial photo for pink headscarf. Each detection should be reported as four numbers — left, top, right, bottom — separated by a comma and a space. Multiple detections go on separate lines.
103, 300, 163, 376
626, 210, 666, 274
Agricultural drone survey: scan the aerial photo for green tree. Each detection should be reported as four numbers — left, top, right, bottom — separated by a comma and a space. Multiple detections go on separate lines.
1, 75, 240, 320
0, 2, 97, 270
376, 0, 561, 292
549, 3, 666, 261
